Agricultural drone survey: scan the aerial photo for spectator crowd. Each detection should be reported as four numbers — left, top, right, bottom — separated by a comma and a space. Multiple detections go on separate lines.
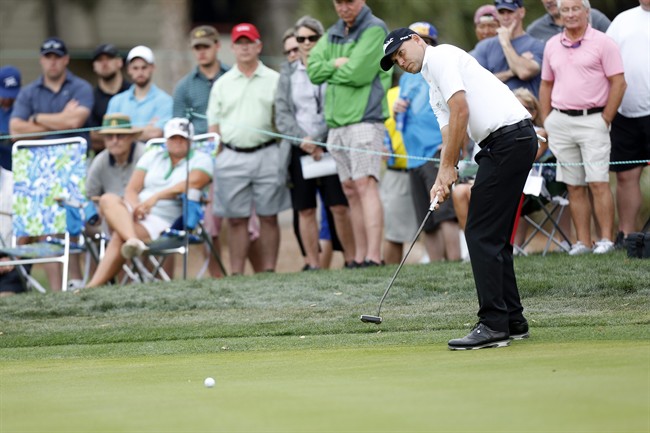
0, 0, 648, 293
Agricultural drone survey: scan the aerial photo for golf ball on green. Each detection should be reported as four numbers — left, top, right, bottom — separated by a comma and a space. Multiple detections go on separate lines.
204, 377, 215, 388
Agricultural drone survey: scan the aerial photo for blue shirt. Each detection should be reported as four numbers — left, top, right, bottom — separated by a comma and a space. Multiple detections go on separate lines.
173, 64, 229, 135
472, 34, 544, 97
11, 70, 94, 141
106, 84, 172, 130
398, 73, 443, 169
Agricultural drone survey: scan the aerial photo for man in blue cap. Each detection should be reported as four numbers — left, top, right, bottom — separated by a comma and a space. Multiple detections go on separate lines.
380, 27, 537, 350
0, 66, 21, 170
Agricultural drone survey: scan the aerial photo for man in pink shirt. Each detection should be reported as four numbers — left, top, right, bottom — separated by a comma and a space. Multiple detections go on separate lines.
539, 0, 626, 255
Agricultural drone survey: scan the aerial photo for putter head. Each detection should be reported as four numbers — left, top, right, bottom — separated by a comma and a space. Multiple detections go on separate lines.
360, 315, 382, 324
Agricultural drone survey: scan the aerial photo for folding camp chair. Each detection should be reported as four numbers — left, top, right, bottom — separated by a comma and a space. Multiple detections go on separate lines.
125, 133, 226, 283
0, 137, 91, 292
515, 169, 572, 256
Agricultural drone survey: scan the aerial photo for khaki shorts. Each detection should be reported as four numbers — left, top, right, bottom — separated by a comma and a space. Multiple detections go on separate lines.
326, 122, 384, 182
380, 169, 418, 243
545, 109, 611, 185
212, 144, 289, 218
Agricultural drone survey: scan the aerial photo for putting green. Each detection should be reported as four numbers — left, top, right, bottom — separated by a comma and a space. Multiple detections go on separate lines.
1, 338, 648, 433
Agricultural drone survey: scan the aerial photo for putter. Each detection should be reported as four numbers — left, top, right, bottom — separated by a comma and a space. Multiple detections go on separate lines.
361, 195, 440, 324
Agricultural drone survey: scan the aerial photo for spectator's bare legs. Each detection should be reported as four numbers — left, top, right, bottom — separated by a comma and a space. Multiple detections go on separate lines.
42, 263, 62, 291
341, 179, 366, 264
298, 208, 320, 268
207, 237, 223, 278
355, 175, 383, 263
589, 181, 614, 241
319, 239, 333, 269
383, 241, 403, 264
329, 204, 355, 264
86, 193, 151, 288
100, 194, 139, 241
424, 231, 443, 261
257, 214, 280, 272
567, 185, 592, 245
452, 184, 472, 230
616, 167, 643, 235
228, 217, 250, 275
86, 233, 127, 288
440, 221, 461, 260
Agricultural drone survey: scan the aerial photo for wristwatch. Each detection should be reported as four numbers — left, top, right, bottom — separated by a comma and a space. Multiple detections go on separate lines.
29, 114, 38, 124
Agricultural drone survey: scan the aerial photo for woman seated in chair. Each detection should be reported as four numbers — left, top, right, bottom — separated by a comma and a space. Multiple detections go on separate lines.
86, 118, 213, 288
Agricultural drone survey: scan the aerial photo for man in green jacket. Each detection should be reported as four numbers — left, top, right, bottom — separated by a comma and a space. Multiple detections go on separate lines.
307, 0, 391, 267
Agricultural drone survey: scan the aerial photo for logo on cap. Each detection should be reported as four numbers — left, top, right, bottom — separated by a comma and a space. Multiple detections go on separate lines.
383, 38, 394, 53
3, 76, 18, 88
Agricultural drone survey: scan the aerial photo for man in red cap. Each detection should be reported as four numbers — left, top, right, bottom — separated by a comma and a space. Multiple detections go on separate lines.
206, 23, 288, 276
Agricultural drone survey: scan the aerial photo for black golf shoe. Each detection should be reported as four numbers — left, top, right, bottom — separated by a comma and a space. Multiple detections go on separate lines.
509, 320, 530, 340
448, 323, 510, 350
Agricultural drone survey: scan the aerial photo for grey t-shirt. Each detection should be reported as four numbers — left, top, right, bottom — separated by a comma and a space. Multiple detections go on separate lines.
86, 141, 145, 199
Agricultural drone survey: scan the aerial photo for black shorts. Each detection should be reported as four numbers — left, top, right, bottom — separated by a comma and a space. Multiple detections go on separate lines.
610, 113, 650, 173
409, 157, 457, 233
288, 146, 348, 211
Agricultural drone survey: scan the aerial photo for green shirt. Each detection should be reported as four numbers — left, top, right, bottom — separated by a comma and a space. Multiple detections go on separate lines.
307, 5, 391, 128
206, 62, 279, 149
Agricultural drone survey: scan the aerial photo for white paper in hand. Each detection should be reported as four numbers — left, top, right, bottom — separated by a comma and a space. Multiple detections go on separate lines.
300, 153, 338, 179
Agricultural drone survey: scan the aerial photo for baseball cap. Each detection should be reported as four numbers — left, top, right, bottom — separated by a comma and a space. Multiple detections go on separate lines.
126, 45, 155, 64
191, 25, 220, 47
474, 5, 500, 24
380, 28, 417, 71
0, 66, 21, 99
494, 0, 523, 12
164, 117, 194, 140
409, 22, 438, 44
92, 43, 120, 61
98, 113, 143, 136
231, 23, 260, 43
40, 37, 68, 57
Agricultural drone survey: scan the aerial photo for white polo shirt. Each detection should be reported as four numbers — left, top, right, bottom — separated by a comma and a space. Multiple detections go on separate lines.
135, 149, 213, 224
420, 44, 530, 144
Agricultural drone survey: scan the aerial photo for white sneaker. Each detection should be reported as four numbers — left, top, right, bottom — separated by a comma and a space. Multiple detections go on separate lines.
569, 241, 592, 256
120, 238, 148, 259
593, 239, 615, 254
67, 279, 84, 290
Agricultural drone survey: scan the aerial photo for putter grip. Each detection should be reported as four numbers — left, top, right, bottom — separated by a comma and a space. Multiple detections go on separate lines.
428, 196, 440, 212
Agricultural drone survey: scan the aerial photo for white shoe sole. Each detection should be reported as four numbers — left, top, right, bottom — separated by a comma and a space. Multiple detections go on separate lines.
448, 339, 511, 350
509, 332, 530, 340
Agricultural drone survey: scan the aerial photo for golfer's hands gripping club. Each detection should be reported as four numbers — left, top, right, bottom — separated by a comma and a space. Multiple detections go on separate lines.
430, 164, 458, 207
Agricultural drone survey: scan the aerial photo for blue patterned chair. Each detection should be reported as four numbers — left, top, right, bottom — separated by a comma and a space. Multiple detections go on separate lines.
0, 137, 90, 292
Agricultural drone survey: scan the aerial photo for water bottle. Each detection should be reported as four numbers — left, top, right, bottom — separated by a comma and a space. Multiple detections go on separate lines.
395, 96, 409, 132
395, 110, 406, 132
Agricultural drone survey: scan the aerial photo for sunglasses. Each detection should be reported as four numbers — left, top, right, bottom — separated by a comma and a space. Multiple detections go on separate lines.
283, 47, 299, 56
296, 35, 320, 43
560, 38, 582, 49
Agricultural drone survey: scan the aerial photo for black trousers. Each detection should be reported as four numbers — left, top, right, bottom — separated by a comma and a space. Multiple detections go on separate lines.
465, 122, 538, 332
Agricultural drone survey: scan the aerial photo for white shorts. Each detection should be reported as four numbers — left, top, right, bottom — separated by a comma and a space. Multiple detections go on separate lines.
124, 201, 170, 241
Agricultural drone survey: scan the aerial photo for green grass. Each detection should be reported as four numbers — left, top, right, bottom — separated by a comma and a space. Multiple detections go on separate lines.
1, 251, 649, 432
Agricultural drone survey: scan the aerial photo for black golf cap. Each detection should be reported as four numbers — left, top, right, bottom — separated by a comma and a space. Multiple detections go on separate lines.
380, 27, 417, 71
92, 43, 120, 61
